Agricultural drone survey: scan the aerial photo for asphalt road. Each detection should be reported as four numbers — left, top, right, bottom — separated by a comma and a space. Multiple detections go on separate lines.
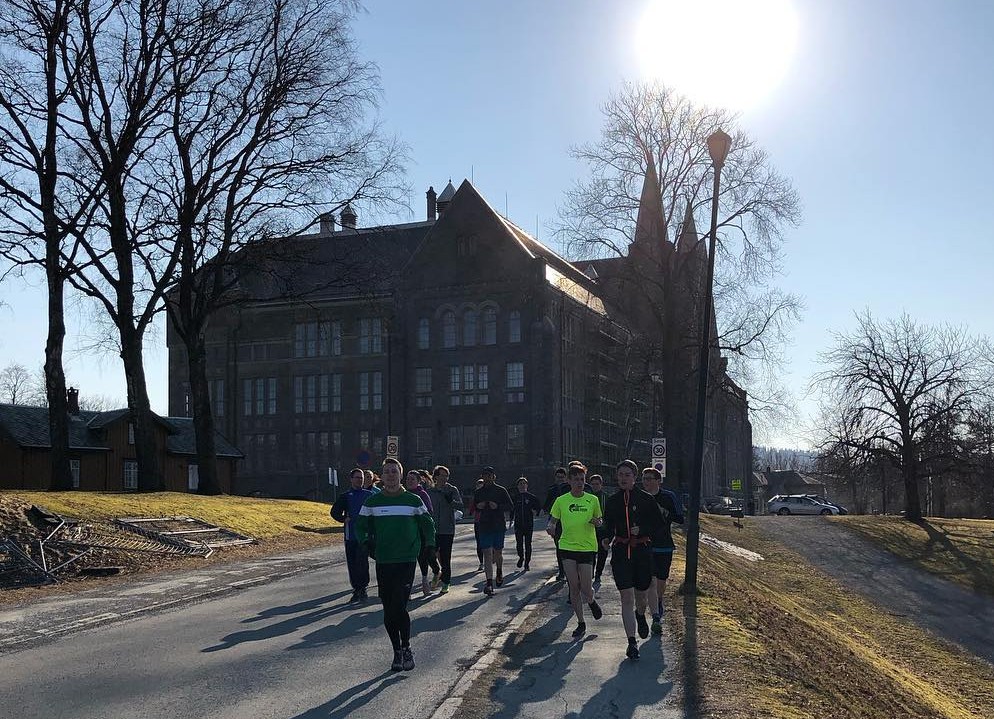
0, 526, 556, 719
755, 516, 994, 665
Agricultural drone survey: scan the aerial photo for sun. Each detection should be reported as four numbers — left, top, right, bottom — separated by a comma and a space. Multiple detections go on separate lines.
634, 0, 799, 111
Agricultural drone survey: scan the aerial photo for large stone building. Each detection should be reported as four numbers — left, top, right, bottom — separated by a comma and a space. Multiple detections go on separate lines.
167, 177, 751, 500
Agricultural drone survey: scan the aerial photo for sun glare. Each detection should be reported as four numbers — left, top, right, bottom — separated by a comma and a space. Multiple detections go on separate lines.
635, 0, 799, 112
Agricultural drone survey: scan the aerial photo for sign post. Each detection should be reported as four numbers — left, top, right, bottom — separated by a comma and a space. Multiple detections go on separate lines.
386, 435, 399, 458
651, 437, 667, 477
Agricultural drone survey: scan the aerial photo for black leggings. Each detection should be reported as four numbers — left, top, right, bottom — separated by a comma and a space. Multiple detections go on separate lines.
437, 534, 455, 583
417, 545, 440, 578
376, 562, 415, 650
515, 527, 533, 564
595, 532, 609, 577
474, 523, 483, 564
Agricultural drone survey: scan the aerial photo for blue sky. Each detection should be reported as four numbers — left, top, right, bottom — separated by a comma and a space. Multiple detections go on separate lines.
2, 0, 992, 447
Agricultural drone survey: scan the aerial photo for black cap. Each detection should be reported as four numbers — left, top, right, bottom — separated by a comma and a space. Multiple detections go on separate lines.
482, 466, 496, 475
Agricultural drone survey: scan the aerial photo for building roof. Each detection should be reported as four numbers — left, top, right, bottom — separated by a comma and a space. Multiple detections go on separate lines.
0, 403, 241, 458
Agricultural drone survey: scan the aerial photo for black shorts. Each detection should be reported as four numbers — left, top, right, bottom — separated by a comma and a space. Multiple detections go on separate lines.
560, 550, 596, 565
610, 545, 652, 591
651, 551, 674, 580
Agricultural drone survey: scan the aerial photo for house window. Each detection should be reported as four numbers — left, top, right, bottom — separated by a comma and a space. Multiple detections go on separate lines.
442, 311, 457, 348
255, 378, 265, 415
482, 307, 497, 345
331, 321, 343, 356
416, 368, 432, 394
267, 378, 277, 415
506, 362, 524, 402
70, 459, 80, 489
463, 365, 475, 391
123, 460, 139, 490
331, 374, 342, 412
294, 377, 304, 414
415, 427, 432, 455
463, 311, 478, 347
478, 365, 489, 390
509, 311, 521, 343
128, 423, 135, 445
417, 318, 430, 350
359, 318, 382, 354
507, 424, 526, 453
318, 375, 330, 412
294, 322, 319, 358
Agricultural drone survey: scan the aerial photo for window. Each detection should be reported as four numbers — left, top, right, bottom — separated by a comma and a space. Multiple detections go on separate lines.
442, 311, 457, 348
70, 459, 80, 489
306, 376, 317, 412
372, 372, 383, 410
509, 311, 521, 343
463, 311, 478, 346
123, 460, 139, 490
331, 374, 342, 412
415, 427, 432, 454
317, 321, 329, 356
478, 365, 489, 390
359, 430, 370, 449
330, 321, 343, 356
506, 362, 524, 388
417, 318, 430, 350
294, 377, 304, 414
267, 378, 277, 415
293, 433, 305, 470
318, 375, 330, 412
209, 379, 225, 417
373, 436, 383, 456
359, 373, 369, 411
359, 318, 382, 354
463, 365, 475, 391
447, 425, 489, 465
332, 431, 342, 456
243, 379, 252, 416
448, 426, 462, 454
483, 307, 497, 345
359, 372, 382, 411
255, 378, 265, 415
128, 423, 135, 445
294, 322, 319, 358
449, 366, 461, 392
507, 424, 526, 453
416, 367, 432, 394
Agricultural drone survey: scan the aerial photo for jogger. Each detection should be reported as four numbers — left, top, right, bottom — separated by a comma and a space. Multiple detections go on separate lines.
641, 467, 684, 634
427, 465, 463, 593
472, 467, 512, 596
511, 477, 541, 570
329, 468, 373, 602
588, 474, 609, 583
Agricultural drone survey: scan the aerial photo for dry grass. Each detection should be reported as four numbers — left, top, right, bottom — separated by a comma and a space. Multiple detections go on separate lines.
666, 516, 994, 719
831, 516, 994, 597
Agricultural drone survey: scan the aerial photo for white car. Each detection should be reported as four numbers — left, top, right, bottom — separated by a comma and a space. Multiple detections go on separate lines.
767, 495, 839, 516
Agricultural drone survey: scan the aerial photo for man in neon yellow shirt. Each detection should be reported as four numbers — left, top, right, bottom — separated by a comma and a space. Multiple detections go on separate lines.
547, 463, 603, 638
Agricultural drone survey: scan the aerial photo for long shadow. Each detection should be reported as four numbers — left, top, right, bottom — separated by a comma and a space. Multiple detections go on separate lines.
241, 591, 351, 623
916, 519, 991, 594
565, 655, 675, 719
204, 600, 376, 652
286, 605, 384, 650
290, 671, 407, 719
681, 592, 702, 718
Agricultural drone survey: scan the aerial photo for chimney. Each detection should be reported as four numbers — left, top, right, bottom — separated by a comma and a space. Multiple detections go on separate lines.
318, 212, 336, 234
340, 203, 357, 230
426, 186, 437, 220
67, 387, 79, 415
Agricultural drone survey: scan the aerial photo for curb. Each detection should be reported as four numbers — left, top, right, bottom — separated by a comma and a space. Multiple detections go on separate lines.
430, 573, 561, 719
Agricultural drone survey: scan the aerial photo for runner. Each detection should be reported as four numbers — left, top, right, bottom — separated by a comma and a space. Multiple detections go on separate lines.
601, 459, 666, 660
469, 477, 485, 571
405, 470, 436, 596
640, 467, 684, 634
547, 463, 603, 637
510, 476, 541, 570
427, 465, 464, 594
472, 466, 512, 596
363, 469, 381, 494
588, 474, 609, 585
329, 467, 373, 602
355, 457, 436, 672
542, 467, 569, 581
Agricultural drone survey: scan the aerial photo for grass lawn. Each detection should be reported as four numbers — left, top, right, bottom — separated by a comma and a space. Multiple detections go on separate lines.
832, 516, 994, 598
666, 515, 994, 719
2, 490, 340, 539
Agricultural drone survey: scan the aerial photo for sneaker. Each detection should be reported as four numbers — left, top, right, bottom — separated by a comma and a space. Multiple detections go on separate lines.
589, 601, 602, 620
572, 622, 586, 638
484, 582, 494, 596
421, 577, 431, 597
636, 613, 649, 639
626, 641, 640, 661
556, 572, 565, 582
495, 572, 503, 587
359, 588, 368, 601
523, 563, 530, 571
651, 617, 662, 635
349, 590, 359, 603
401, 647, 415, 671
440, 583, 450, 594
431, 572, 441, 590
477, 562, 484, 572
391, 650, 403, 672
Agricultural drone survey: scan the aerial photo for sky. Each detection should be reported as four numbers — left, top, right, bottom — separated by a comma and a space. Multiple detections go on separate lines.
2, 0, 992, 447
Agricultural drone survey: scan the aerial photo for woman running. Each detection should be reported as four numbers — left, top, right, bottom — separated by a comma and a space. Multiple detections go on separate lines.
405, 469, 436, 596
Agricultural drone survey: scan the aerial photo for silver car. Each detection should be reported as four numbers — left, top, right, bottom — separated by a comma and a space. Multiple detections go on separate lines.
767, 495, 839, 516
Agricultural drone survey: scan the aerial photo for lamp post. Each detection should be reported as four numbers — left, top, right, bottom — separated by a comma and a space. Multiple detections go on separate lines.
684, 129, 732, 595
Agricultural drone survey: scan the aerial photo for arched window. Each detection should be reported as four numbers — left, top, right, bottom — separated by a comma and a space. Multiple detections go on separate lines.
417, 318, 430, 349
508, 310, 521, 343
442, 311, 457, 348
482, 307, 497, 345
463, 310, 478, 346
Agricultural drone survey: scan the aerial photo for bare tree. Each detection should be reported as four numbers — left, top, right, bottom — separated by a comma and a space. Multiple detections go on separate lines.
810, 398, 876, 513
813, 312, 990, 520
0, 362, 43, 405
556, 82, 802, 438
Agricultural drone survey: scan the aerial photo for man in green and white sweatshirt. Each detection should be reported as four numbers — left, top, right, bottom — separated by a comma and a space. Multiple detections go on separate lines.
356, 457, 436, 672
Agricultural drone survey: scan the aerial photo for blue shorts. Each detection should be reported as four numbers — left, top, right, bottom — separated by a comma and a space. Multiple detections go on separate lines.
478, 530, 506, 550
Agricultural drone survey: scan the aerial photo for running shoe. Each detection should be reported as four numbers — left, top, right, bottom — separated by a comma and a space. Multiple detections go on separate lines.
440, 583, 449, 594
555, 572, 565, 582
349, 590, 359, 603
391, 650, 404, 672
359, 588, 368, 601
477, 562, 484, 571
484, 582, 494, 596
495, 572, 503, 587
401, 647, 415, 671
589, 601, 603, 620
651, 617, 662, 635
626, 641, 640, 661
523, 563, 530, 571
422, 577, 431, 596
636, 613, 649, 639
516, 557, 524, 568
572, 622, 586, 638
431, 571, 441, 590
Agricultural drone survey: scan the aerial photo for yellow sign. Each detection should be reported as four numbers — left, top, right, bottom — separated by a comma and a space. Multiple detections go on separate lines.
731, 479, 742, 491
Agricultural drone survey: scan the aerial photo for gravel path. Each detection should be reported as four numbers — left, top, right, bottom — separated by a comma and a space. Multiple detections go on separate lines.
755, 517, 994, 666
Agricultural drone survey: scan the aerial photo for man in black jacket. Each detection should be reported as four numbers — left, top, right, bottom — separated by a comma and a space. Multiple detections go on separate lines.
510, 476, 541, 570
542, 467, 569, 580
473, 467, 513, 595
588, 474, 610, 584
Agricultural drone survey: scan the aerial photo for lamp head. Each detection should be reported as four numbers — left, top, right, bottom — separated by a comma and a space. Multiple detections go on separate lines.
707, 129, 732, 169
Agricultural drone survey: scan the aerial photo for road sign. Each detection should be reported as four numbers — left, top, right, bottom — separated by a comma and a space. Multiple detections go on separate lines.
653, 459, 667, 476
386, 435, 399, 458
651, 437, 667, 476
356, 450, 371, 468
731, 478, 742, 491
328, 468, 338, 485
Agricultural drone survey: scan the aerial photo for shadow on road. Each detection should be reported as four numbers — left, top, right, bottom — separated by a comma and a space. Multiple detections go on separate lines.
681, 592, 701, 718
290, 671, 408, 719
241, 591, 352, 624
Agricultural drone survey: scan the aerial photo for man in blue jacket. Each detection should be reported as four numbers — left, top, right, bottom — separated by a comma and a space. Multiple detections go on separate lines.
330, 467, 374, 602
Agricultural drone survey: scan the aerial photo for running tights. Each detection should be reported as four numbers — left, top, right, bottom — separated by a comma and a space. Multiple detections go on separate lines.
515, 527, 533, 564
376, 561, 415, 650
437, 534, 455, 583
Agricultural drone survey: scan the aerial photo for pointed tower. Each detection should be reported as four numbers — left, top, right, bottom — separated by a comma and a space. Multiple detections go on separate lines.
629, 158, 669, 263
676, 202, 699, 253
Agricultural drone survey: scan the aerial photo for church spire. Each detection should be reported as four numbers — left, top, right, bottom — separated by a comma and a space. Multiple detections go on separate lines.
631, 156, 668, 258
676, 201, 699, 253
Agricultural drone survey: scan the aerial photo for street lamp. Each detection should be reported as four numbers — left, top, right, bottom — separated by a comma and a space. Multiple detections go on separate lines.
684, 129, 731, 596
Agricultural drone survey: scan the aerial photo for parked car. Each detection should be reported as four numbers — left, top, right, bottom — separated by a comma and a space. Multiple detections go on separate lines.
704, 496, 743, 515
767, 494, 839, 516
804, 494, 848, 515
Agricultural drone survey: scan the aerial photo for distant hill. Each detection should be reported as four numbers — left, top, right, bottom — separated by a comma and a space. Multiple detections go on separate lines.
753, 446, 816, 472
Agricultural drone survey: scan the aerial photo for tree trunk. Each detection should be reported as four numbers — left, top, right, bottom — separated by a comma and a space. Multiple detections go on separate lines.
881, 464, 887, 514
188, 333, 222, 495
45, 275, 72, 491
902, 445, 923, 520
120, 332, 163, 491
